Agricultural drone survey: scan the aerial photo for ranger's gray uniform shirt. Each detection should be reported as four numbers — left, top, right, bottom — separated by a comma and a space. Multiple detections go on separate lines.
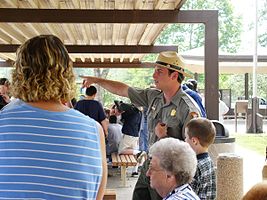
128, 87, 200, 145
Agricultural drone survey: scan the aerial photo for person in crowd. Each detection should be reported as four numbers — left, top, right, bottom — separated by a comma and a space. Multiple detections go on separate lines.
182, 81, 206, 117
146, 138, 200, 200
106, 115, 123, 156
71, 97, 77, 107
62, 98, 77, 108
75, 85, 108, 138
242, 181, 267, 200
104, 108, 111, 119
81, 51, 200, 200
110, 103, 123, 124
0, 35, 107, 199
113, 101, 142, 176
0, 78, 11, 109
219, 91, 229, 123
187, 78, 198, 92
114, 101, 142, 155
185, 118, 216, 199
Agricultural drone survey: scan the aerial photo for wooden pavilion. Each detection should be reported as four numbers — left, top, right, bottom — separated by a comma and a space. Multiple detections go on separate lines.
0, 0, 219, 119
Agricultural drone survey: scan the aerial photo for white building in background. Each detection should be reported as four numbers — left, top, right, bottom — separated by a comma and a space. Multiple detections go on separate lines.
181, 46, 267, 74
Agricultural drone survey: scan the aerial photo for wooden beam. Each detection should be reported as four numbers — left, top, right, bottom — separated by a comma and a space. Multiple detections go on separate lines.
67, 45, 178, 53
0, 45, 19, 53
204, 10, 218, 120
183, 55, 267, 62
73, 62, 152, 68
0, 60, 153, 68
0, 9, 214, 23
219, 55, 267, 62
0, 44, 178, 53
0, 61, 13, 67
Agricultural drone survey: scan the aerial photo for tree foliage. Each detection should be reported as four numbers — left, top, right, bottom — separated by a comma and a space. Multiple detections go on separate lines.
156, 0, 242, 53
103, 68, 154, 107
93, 68, 110, 101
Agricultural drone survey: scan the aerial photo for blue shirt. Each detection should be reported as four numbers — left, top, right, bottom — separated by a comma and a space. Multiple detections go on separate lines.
121, 106, 142, 137
0, 99, 103, 200
74, 99, 106, 123
182, 85, 206, 118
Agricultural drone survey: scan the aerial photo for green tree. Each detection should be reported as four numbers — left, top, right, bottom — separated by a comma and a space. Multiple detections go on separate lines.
156, 0, 243, 108
73, 67, 110, 104
93, 68, 110, 102
102, 68, 154, 107
156, 0, 242, 53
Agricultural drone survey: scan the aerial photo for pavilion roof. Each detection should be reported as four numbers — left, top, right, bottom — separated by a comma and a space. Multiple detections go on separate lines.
0, 0, 186, 67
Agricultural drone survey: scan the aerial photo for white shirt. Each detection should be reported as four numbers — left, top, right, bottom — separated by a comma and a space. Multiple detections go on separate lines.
219, 100, 229, 122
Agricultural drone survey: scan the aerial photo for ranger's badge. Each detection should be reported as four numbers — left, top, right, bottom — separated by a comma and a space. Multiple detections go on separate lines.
170, 109, 176, 116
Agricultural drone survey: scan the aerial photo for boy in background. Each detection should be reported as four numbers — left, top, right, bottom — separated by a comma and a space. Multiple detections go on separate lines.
185, 118, 216, 200
0, 78, 11, 109
75, 85, 108, 137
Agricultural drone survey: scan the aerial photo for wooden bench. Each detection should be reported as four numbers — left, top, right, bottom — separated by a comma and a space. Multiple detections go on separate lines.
103, 189, 116, 200
111, 153, 138, 187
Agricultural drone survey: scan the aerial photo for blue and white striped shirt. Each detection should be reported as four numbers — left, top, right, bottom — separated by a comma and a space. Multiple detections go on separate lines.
0, 99, 103, 200
163, 184, 200, 200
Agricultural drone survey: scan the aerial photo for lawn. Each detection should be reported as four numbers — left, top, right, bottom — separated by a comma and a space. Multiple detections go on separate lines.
231, 133, 267, 156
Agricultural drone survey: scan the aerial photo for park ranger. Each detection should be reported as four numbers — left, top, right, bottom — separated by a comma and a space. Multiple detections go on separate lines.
81, 51, 200, 200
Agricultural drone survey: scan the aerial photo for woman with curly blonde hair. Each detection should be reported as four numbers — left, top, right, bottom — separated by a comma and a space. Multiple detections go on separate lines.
0, 35, 107, 200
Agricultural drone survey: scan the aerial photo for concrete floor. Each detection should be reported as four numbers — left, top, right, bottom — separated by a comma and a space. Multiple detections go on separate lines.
106, 166, 137, 200
106, 119, 266, 200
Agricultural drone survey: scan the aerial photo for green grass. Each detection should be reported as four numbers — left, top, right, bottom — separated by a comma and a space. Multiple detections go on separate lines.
231, 133, 267, 156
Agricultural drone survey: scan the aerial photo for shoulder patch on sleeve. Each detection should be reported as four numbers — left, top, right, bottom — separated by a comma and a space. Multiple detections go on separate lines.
181, 93, 201, 115
190, 112, 199, 118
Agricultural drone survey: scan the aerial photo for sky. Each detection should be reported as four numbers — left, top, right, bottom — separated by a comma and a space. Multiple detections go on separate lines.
231, 0, 255, 20
231, 0, 265, 52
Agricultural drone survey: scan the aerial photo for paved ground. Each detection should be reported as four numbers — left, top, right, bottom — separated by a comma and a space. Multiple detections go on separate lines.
106, 166, 137, 200
106, 119, 267, 199
235, 144, 265, 193
224, 119, 266, 193
223, 118, 267, 134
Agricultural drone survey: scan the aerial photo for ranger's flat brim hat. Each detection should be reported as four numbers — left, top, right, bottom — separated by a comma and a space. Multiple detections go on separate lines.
155, 51, 192, 77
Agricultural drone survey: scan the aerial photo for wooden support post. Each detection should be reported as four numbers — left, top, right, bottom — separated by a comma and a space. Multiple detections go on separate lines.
121, 166, 127, 187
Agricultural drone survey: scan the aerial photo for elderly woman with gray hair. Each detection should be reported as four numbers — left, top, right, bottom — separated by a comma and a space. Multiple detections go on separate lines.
146, 138, 200, 200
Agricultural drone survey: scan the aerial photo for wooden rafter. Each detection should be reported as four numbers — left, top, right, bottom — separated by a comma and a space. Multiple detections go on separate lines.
9, 23, 35, 39
0, 23, 24, 43
0, 30, 12, 43
0, 53, 15, 61
73, 61, 149, 68
0, 9, 215, 23
0, 44, 178, 53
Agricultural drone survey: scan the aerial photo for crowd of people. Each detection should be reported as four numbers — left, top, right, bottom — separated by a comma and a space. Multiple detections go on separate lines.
0, 34, 258, 200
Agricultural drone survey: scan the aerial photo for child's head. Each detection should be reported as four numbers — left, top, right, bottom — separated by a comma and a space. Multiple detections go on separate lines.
185, 118, 216, 149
